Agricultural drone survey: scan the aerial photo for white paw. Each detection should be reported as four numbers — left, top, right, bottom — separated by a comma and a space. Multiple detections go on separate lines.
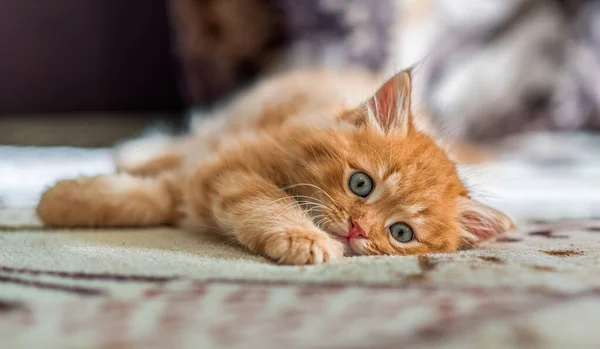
264, 228, 344, 265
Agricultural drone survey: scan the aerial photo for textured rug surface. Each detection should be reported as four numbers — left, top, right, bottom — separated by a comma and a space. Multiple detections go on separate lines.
2, 133, 600, 349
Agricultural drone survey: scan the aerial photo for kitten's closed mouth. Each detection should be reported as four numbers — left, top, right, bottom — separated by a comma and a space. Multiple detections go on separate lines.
328, 222, 364, 256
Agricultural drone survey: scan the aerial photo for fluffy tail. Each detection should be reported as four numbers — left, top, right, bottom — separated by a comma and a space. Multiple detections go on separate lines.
37, 173, 181, 228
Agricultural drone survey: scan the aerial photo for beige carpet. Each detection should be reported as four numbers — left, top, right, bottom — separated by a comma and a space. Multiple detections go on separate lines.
1, 134, 600, 349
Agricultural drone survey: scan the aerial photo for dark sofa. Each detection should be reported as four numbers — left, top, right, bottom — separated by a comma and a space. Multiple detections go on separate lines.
0, 0, 183, 115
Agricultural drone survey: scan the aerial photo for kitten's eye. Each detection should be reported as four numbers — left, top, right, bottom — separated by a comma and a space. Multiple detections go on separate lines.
349, 172, 373, 198
390, 222, 414, 243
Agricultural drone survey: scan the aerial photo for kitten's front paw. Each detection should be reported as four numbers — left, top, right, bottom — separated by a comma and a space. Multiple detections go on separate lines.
264, 229, 344, 265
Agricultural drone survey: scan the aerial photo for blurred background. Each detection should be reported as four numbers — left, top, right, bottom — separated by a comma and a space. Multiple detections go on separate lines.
1, 0, 599, 217
2, 0, 599, 144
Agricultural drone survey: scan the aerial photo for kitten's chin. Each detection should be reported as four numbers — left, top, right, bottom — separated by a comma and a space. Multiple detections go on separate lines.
323, 223, 364, 256
331, 236, 357, 256
326, 230, 361, 257
323, 234, 353, 257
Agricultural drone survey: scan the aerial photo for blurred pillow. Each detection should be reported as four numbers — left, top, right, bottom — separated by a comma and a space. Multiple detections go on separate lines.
399, 0, 600, 142
169, 0, 397, 106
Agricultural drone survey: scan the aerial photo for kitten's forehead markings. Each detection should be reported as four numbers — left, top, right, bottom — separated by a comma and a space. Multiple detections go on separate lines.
405, 204, 426, 216
385, 173, 402, 188
366, 167, 390, 204
366, 186, 383, 204
367, 172, 402, 204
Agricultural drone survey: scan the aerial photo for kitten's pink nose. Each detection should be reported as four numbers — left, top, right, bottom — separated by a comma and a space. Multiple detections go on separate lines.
348, 219, 367, 239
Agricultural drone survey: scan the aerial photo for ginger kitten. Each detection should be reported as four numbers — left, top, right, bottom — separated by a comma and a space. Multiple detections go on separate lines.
37, 68, 513, 265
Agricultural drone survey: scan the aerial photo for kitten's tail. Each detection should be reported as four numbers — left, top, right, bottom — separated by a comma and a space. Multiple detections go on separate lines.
37, 172, 182, 228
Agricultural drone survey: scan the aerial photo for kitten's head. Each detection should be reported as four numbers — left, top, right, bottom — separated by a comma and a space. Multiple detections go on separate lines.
299, 69, 514, 256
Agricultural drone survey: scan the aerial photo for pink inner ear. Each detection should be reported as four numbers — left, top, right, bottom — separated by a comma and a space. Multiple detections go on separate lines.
458, 198, 514, 248
370, 81, 400, 130
462, 213, 499, 241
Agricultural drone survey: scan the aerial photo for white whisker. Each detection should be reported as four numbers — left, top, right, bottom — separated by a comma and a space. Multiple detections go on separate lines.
282, 183, 340, 208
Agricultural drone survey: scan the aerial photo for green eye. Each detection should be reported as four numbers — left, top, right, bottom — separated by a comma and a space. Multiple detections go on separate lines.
348, 172, 373, 198
390, 222, 414, 243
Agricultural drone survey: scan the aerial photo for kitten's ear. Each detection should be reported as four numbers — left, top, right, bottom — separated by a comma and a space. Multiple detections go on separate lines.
365, 69, 414, 134
457, 197, 515, 249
